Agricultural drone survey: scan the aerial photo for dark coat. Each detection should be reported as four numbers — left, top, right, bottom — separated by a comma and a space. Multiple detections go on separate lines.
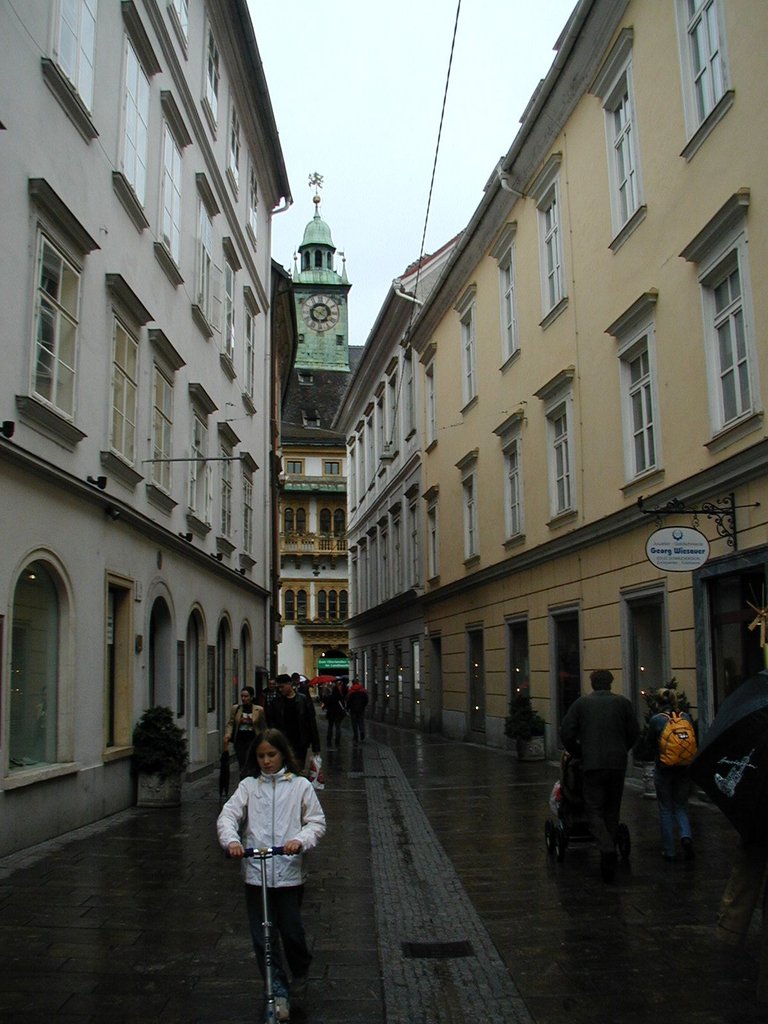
560, 689, 639, 772
266, 692, 320, 754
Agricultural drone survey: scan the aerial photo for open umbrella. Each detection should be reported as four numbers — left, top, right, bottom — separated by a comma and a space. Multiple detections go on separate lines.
309, 675, 337, 687
219, 749, 231, 801
690, 670, 768, 844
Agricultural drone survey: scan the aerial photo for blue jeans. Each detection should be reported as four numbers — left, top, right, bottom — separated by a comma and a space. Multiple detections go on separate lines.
654, 766, 692, 857
244, 884, 310, 996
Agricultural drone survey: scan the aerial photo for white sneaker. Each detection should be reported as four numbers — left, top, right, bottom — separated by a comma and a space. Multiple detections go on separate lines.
275, 995, 290, 1021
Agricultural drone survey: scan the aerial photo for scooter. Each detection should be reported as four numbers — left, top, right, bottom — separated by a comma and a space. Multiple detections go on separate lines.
241, 846, 286, 1024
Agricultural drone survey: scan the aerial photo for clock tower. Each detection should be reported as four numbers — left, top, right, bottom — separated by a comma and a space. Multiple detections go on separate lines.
292, 176, 351, 371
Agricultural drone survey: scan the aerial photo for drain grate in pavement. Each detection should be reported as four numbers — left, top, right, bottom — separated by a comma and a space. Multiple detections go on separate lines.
402, 939, 474, 959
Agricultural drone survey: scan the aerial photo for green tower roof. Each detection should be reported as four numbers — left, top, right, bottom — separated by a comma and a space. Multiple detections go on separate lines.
300, 201, 335, 250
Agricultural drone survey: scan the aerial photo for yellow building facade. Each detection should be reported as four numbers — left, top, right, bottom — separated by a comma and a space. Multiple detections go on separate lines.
406, 0, 768, 754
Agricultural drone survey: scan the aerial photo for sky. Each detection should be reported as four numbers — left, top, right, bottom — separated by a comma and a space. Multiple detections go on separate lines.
248, 0, 577, 346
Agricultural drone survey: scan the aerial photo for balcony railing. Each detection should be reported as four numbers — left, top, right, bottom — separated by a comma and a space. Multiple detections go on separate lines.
280, 532, 348, 557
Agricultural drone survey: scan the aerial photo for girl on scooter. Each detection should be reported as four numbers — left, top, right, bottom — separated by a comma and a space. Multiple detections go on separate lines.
218, 728, 326, 1021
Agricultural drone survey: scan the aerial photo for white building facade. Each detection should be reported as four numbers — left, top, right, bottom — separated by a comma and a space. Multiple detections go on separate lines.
0, 0, 291, 855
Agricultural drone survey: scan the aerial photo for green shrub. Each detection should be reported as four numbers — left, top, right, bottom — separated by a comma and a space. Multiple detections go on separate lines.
131, 706, 189, 778
504, 692, 546, 741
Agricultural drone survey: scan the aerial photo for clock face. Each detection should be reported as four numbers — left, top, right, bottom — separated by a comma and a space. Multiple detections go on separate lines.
301, 294, 340, 332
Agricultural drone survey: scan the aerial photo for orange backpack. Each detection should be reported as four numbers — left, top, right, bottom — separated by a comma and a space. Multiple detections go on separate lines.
658, 711, 697, 767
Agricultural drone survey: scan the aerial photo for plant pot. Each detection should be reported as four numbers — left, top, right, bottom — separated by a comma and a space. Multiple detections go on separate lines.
516, 736, 545, 761
137, 771, 182, 807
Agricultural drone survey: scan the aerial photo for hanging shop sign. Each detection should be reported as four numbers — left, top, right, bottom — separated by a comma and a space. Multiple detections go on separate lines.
646, 526, 710, 572
317, 657, 349, 671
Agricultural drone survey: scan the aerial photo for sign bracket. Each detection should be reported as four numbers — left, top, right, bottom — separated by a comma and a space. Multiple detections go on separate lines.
637, 493, 760, 551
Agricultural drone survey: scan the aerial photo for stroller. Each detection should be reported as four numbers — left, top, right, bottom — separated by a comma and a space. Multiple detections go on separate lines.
544, 751, 631, 863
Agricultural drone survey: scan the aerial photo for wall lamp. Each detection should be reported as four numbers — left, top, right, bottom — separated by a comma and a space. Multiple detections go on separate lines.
1, 420, 15, 439
87, 475, 108, 490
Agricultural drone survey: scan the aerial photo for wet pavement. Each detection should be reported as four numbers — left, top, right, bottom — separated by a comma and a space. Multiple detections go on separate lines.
0, 721, 764, 1024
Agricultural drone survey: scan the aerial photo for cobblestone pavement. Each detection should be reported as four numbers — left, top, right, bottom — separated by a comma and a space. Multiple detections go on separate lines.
0, 721, 764, 1023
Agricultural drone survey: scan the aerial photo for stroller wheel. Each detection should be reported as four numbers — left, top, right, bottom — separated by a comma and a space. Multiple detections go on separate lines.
545, 818, 556, 854
615, 822, 631, 860
554, 825, 567, 862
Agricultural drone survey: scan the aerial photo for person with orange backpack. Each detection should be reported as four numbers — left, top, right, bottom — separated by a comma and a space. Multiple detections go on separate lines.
648, 686, 697, 862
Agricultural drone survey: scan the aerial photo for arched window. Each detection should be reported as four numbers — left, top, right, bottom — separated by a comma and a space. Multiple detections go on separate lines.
329, 589, 338, 619
296, 508, 306, 534
314, 250, 322, 268
333, 508, 345, 535
297, 590, 307, 619
317, 589, 327, 619
319, 508, 331, 534
340, 590, 349, 618
284, 507, 294, 533
302, 252, 310, 271
284, 590, 295, 621
326, 253, 333, 270
10, 561, 60, 769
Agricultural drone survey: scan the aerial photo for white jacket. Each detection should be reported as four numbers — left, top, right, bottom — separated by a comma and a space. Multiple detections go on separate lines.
217, 768, 326, 887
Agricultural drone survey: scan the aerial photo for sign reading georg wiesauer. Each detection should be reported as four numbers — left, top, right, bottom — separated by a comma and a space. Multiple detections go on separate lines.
646, 526, 710, 572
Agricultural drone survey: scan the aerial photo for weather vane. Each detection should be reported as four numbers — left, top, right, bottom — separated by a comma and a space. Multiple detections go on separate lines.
308, 171, 324, 196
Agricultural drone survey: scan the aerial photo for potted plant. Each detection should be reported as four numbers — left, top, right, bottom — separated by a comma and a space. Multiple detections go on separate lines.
132, 706, 189, 807
505, 691, 546, 761
633, 678, 694, 797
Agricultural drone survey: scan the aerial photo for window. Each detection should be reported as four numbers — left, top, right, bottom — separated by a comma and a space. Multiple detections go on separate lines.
392, 515, 402, 594
457, 453, 479, 561
295, 508, 306, 534
608, 292, 661, 480
188, 414, 210, 522
10, 561, 64, 771
425, 360, 436, 446
122, 40, 150, 206
286, 460, 303, 475
324, 460, 340, 475
106, 577, 133, 750
196, 199, 215, 322
456, 287, 477, 407
403, 349, 415, 436
248, 166, 259, 243
284, 590, 295, 621
493, 414, 524, 540
387, 371, 399, 454
680, 192, 758, 436
228, 105, 241, 190
223, 258, 236, 361
32, 235, 80, 418
507, 619, 530, 700
530, 155, 566, 320
152, 366, 173, 491
376, 394, 385, 460
170, 0, 189, 40
551, 407, 572, 515
110, 317, 138, 463
283, 507, 294, 533
244, 303, 256, 403
220, 443, 232, 538
204, 28, 220, 125
592, 31, 644, 240
333, 509, 345, 535
339, 590, 349, 618
408, 500, 420, 588
467, 628, 486, 732
536, 369, 576, 519
380, 526, 389, 601
492, 225, 519, 362
676, 0, 730, 142
426, 493, 439, 579
56, 0, 97, 110
318, 590, 327, 619
319, 508, 331, 534
297, 590, 307, 620
161, 124, 182, 265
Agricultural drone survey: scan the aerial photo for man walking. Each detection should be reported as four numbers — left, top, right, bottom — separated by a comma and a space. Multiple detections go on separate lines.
560, 669, 639, 881
266, 674, 320, 770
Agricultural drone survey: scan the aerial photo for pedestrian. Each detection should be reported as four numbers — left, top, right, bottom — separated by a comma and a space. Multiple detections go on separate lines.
224, 686, 266, 777
346, 678, 369, 744
716, 841, 768, 1002
322, 678, 347, 749
647, 687, 695, 862
560, 669, 639, 881
266, 673, 321, 770
258, 676, 280, 717
217, 728, 326, 1022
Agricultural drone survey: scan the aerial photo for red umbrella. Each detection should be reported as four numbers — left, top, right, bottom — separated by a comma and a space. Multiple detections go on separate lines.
310, 675, 338, 686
